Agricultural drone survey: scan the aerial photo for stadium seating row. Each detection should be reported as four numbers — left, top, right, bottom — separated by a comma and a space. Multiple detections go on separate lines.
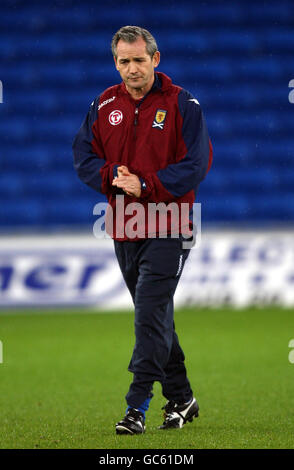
0, 2, 292, 31
2, 87, 289, 118
1, 193, 293, 226
2, 30, 294, 58
3, 58, 291, 85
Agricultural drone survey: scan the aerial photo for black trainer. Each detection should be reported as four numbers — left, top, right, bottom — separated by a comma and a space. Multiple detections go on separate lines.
158, 397, 199, 429
115, 408, 145, 435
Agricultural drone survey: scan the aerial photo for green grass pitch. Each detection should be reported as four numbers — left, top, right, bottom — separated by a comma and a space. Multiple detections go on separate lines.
0, 306, 294, 449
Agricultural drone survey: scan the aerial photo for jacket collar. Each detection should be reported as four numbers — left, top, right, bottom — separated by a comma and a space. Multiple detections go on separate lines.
119, 71, 172, 97
154, 71, 173, 91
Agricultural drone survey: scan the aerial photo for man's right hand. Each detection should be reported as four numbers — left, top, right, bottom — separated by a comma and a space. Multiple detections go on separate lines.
117, 165, 130, 177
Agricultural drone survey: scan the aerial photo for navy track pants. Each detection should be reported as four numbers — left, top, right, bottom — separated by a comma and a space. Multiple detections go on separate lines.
114, 236, 193, 408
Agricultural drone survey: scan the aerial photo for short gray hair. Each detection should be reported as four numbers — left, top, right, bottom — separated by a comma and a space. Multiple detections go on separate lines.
111, 26, 158, 59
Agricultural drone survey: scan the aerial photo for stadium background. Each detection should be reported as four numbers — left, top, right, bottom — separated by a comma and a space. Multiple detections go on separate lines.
1, 0, 294, 308
1, 0, 294, 450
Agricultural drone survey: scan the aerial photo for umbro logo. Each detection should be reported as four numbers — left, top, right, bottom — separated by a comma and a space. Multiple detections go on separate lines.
188, 98, 200, 105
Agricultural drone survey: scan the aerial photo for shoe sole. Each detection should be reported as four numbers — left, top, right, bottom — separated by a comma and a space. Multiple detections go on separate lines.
116, 425, 135, 435
116, 425, 145, 435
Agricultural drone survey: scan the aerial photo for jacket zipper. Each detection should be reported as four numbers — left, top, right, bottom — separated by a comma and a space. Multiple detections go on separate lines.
134, 107, 139, 139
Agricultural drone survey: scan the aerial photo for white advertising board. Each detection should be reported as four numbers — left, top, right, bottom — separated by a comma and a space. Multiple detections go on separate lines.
0, 231, 293, 309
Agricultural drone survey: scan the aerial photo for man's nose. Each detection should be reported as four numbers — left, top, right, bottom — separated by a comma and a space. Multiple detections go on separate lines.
128, 61, 138, 74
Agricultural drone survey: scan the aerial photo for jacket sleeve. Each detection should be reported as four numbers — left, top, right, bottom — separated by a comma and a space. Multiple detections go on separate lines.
140, 89, 213, 202
72, 97, 119, 194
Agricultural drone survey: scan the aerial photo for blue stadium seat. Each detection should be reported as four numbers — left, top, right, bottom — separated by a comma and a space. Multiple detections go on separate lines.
0, 199, 44, 226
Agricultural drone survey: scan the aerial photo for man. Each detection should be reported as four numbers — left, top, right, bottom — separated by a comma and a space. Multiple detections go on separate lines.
73, 26, 213, 434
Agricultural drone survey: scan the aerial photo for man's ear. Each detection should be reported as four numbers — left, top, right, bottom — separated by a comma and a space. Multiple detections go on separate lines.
114, 56, 119, 71
153, 51, 160, 69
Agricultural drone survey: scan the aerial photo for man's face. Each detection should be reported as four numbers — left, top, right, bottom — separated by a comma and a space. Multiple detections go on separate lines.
114, 37, 160, 92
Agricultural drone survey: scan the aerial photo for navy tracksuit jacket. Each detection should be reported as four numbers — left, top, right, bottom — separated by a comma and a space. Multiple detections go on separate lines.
73, 72, 212, 408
